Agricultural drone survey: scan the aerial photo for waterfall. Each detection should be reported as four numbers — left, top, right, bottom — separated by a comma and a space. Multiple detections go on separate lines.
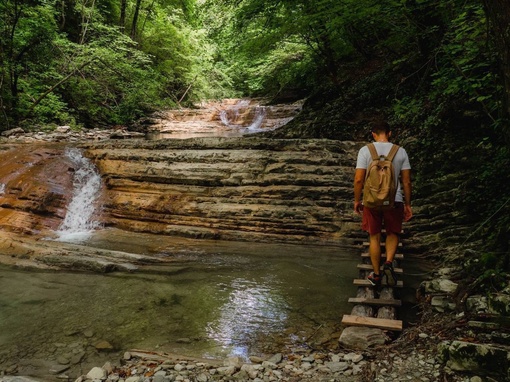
219, 109, 232, 127
0, 183, 5, 195
55, 148, 102, 242
219, 100, 266, 131
246, 106, 266, 131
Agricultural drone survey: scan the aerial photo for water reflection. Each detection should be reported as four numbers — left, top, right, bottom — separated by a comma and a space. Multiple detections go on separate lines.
206, 278, 288, 359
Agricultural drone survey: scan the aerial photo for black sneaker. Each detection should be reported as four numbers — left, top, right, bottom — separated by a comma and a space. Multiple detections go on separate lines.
367, 272, 381, 286
383, 261, 397, 286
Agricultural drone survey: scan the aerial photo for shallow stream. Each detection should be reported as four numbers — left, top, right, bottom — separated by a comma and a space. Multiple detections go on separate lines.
0, 229, 388, 378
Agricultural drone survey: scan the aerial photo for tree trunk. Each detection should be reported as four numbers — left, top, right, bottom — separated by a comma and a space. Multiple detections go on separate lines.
119, 0, 127, 30
482, 0, 510, 120
131, 0, 143, 40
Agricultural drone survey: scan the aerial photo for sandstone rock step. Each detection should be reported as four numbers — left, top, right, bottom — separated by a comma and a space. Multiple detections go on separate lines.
77, 137, 364, 244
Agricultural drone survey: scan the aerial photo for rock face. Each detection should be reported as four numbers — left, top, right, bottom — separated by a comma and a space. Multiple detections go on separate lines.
82, 137, 362, 245
0, 144, 74, 234
439, 340, 510, 378
144, 99, 303, 139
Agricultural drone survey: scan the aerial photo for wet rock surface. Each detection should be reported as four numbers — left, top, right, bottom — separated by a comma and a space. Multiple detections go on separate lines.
144, 99, 303, 139
0, 135, 362, 246
82, 137, 361, 246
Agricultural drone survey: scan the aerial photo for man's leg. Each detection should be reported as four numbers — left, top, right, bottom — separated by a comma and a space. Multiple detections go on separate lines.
362, 207, 383, 286
385, 233, 399, 263
369, 233, 382, 273
383, 233, 399, 286
382, 204, 404, 286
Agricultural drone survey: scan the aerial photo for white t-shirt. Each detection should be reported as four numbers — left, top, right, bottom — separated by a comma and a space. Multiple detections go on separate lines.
356, 142, 411, 203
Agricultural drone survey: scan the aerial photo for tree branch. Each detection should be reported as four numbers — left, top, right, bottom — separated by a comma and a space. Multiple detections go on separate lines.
26, 59, 94, 116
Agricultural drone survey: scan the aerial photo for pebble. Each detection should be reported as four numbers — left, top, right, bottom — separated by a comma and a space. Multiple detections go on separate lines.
67, 345, 475, 382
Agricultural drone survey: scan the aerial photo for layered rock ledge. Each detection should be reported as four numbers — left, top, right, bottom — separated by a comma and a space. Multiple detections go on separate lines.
80, 137, 362, 246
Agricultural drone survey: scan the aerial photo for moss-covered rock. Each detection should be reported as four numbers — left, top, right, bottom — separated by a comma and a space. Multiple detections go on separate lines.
438, 340, 510, 378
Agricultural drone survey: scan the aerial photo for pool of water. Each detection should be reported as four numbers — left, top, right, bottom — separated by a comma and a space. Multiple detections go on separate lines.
0, 229, 362, 379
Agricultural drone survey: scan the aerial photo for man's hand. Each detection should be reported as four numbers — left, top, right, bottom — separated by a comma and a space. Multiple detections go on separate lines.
354, 201, 363, 215
404, 204, 413, 221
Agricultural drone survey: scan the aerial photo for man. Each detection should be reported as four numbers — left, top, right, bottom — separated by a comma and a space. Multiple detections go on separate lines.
353, 122, 413, 286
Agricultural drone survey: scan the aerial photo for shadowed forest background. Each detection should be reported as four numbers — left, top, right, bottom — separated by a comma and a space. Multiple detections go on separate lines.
1, 0, 509, 293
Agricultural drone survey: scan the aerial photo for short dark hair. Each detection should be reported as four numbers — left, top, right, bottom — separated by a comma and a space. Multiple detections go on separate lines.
371, 120, 391, 135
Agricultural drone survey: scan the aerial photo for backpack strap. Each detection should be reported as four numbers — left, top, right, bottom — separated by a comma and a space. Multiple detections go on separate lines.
366, 143, 400, 161
386, 144, 400, 161
366, 143, 379, 161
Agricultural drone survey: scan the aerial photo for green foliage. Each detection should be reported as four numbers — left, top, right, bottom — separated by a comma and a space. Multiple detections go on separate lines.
466, 253, 509, 293
0, 0, 223, 128
430, 5, 502, 123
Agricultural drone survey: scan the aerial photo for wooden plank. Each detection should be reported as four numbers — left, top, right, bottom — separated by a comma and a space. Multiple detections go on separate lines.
363, 242, 402, 247
341, 315, 403, 331
382, 229, 404, 234
348, 297, 402, 307
361, 252, 404, 260
353, 279, 404, 288
357, 264, 403, 273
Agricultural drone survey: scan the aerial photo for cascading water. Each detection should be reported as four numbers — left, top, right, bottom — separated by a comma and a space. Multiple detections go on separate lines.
246, 106, 266, 131
55, 147, 102, 242
219, 100, 266, 132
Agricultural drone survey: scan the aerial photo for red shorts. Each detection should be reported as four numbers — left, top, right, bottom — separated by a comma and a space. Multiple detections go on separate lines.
362, 203, 404, 235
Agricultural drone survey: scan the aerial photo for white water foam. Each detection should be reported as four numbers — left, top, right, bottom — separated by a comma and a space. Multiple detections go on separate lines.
246, 106, 266, 132
55, 148, 102, 242
0, 183, 5, 195
219, 100, 266, 131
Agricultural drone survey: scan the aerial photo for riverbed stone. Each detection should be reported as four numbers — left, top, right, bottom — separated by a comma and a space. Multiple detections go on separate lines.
249, 356, 264, 363
95, 340, 114, 351
57, 355, 70, 365
86, 367, 106, 380
174, 364, 185, 372
223, 357, 242, 368
1, 127, 25, 137
240, 364, 259, 379
261, 361, 278, 370
338, 326, 387, 350
424, 278, 458, 294
344, 352, 363, 363
324, 361, 349, 372
216, 366, 236, 376
267, 353, 282, 364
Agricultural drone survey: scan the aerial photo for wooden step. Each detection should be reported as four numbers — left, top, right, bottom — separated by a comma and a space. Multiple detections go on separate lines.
382, 229, 404, 234
353, 279, 404, 288
361, 252, 404, 260
357, 264, 403, 273
363, 242, 403, 247
348, 297, 402, 307
341, 315, 403, 331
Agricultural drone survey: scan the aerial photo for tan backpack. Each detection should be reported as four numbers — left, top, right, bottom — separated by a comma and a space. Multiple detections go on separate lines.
363, 143, 400, 209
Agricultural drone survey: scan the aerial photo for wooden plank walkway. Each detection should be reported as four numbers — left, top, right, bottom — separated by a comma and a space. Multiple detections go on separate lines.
341, 232, 404, 332
341, 315, 403, 331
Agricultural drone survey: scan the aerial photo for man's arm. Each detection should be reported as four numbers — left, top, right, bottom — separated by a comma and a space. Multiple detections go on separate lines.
401, 169, 412, 221
354, 168, 366, 215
